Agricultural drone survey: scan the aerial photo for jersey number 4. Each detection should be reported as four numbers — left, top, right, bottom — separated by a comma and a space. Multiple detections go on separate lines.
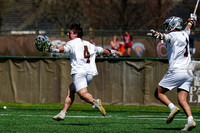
84, 46, 90, 63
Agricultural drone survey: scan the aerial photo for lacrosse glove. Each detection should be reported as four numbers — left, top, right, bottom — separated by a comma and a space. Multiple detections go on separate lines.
187, 13, 197, 29
106, 49, 118, 57
147, 29, 164, 40
49, 44, 60, 53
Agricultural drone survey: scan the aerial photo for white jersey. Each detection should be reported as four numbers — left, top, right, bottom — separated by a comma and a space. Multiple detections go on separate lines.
164, 28, 191, 71
63, 38, 104, 76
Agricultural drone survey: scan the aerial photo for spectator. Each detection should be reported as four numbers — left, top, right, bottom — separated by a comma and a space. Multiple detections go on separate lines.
118, 41, 125, 56
89, 37, 96, 45
110, 35, 123, 56
110, 35, 119, 50
123, 31, 132, 57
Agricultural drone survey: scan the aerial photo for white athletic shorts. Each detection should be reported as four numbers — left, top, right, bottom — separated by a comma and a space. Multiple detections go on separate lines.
72, 73, 93, 92
158, 70, 193, 92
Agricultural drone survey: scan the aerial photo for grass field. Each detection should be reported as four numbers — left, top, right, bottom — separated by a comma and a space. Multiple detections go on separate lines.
0, 102, 199, 133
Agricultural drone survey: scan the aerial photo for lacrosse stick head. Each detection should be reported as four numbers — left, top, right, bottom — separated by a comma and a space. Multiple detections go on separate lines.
34, 35, 51, 52
162, 16, 183, 32
187, 61, 200, 80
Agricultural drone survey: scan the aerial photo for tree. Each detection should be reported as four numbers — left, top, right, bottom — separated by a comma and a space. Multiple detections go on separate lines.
33, 0, 83, 30
0, 0, 14, 30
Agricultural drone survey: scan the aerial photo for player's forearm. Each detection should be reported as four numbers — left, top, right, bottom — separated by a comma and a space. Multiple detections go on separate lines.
95, 46, 104, 54
186, 23, 192, 29
57, 46, 64, 53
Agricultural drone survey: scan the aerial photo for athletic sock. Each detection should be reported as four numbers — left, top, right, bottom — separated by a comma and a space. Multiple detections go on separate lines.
188, 116, 194, 123
61, 110, 66, 114
168, 103, 175, 110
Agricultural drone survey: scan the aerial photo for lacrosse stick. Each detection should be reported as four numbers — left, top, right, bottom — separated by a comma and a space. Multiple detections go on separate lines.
194, 0, 200, 14
187, 61, 200, 80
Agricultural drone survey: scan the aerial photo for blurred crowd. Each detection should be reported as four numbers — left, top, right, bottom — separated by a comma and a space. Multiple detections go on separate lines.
89, 31, 145, 58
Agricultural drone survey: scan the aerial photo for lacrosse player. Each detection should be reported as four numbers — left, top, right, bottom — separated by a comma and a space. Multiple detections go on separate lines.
52, 23, 117, 121
147, 14, 197, 131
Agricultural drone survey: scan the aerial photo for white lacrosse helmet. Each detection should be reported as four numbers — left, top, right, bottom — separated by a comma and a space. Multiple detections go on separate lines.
34, 35, 51, 52
163, 16, 183, 32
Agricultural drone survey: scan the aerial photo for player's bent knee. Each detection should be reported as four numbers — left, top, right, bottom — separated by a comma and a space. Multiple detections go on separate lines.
78, 91, 87, 100
69, 83, 76, 92
79, 94, 85, 100
154, 88, 159, 99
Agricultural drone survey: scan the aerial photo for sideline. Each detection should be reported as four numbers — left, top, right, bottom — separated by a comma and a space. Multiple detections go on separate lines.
1, 113, 200, 121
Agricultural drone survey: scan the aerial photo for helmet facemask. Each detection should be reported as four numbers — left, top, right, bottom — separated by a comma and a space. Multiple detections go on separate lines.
162, 16, 183, 33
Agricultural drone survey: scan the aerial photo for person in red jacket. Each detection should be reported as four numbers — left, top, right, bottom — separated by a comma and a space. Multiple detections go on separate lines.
123, 31, 132, 57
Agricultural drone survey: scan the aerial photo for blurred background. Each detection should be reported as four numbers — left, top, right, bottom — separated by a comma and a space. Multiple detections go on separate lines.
0, 0, 200, 106
0, 0, 199, 30
0, 0, 200, 58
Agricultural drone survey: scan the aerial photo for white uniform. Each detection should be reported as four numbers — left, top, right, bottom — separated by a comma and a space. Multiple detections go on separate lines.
159, 28, 193, 92
64, 38, 104, 92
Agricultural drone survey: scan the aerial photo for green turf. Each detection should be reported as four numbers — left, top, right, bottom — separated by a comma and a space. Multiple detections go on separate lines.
0, 102, 199, 133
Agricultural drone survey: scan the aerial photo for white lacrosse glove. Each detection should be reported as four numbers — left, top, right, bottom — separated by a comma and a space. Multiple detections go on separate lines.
188, 13, 197, 29
147, 29, 164, 40
105, 49, 118, 57
110, 50, 117, 57
49, 43, 60, 53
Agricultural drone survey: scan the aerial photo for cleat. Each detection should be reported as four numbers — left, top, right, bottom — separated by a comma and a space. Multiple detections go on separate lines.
181, 119, 196, 131
166, 106, 180, 124
93, 99, 106, 116
52, 111, 66, 121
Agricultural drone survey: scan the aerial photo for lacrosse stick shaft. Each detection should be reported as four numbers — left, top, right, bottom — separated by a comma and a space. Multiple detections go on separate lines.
194, 0, 200, 14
